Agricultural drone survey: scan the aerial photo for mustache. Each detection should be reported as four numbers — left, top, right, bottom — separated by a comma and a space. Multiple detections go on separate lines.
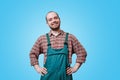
52, 21, 58, 24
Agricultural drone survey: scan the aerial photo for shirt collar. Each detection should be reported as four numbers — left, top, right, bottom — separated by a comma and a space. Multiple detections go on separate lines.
48, 30, 64, 37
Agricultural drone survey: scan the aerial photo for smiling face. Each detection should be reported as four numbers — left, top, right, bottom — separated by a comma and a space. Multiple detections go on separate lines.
46, 12, 61, 31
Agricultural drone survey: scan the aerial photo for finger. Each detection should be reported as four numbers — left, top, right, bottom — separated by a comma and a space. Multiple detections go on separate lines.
67, 70, 72, 75
67, 68, 71, 72
43, 67, 47, 71
68, 72, 72, 75
67, 67, 70, 69
40, 72, 44, 76
38, 68, 47, 76
38, 70, 44, 76
66, 67, 71, 71
41, 68, 47, 74
67, 68, 72, 75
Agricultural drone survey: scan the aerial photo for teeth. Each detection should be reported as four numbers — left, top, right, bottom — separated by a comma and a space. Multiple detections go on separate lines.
51, 22, 58, 26
52, 23, 57, 25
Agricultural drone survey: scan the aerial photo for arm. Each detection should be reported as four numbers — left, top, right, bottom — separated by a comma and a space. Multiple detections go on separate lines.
29, 36, 47, 75
29, 37, 41, 66
67, 34, 87, 75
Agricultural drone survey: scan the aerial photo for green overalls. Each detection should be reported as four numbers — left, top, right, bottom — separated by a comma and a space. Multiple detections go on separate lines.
40, 33, 73, 80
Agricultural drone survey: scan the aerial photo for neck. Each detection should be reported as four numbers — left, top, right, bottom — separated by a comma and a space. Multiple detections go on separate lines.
51, 29, 60, 36
51, 29, 60, 33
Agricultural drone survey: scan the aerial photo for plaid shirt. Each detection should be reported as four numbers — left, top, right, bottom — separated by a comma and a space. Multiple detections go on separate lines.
30, 30, 87, 66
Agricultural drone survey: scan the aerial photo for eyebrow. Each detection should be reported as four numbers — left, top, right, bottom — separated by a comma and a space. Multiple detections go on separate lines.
48, 16, 58, 19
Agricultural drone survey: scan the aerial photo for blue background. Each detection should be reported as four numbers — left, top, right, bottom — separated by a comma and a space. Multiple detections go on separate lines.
0, 0, 119, 80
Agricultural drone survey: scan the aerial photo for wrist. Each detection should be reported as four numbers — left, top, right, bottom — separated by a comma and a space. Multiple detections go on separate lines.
34, 65, 40, 69
73, 66, 78, 71
73, 63, 82, 72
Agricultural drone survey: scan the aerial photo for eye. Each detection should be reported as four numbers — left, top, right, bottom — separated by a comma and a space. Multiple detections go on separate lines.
54, 16, 58, 19
48, 18, 52, 21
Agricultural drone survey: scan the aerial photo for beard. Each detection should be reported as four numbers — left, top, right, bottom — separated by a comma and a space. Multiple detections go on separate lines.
48, 20, 61, 31
49, 21, 60, 31
49, 25, 60, 31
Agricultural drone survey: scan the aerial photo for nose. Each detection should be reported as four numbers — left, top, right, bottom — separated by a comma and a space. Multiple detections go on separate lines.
52, 19, 57, 23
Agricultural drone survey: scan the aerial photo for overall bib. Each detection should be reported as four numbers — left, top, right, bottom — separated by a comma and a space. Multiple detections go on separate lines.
40, 33, 73, 80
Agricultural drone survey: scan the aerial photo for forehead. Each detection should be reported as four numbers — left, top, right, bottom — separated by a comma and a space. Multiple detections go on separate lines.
46, 12, 58, 19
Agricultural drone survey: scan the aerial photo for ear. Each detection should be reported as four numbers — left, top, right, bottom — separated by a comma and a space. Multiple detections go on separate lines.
46, 21, 48, 25
46, 22, 49, 27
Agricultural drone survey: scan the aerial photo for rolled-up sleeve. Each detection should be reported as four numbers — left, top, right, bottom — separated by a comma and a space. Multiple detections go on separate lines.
29, 36, 42, 66
71, 34, 87, 63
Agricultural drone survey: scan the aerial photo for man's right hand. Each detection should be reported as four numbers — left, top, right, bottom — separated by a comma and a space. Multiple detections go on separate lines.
34, 65, 47, 76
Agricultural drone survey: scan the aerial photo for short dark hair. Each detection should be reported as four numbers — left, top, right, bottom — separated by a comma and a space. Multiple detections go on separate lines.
45, 11, 60, 23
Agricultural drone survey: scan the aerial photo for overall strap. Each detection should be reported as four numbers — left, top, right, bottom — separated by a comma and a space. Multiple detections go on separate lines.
64, 33, 69, 45
46, 33, 51, 46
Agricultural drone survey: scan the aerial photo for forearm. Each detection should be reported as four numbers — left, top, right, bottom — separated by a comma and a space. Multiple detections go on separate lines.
73, 63, 82, 70
30, 37, 42, 66
34, 64, 40, 69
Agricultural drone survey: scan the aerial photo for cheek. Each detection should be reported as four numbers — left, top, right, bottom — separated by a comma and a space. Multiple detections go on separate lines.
57, 20, 60, 23
47, 22, 51, 25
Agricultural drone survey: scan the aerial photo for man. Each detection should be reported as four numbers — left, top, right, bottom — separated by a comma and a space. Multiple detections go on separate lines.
30, 11, 87, 80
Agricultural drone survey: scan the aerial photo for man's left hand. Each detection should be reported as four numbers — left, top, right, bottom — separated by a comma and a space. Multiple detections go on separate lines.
66, 67, 77, 75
